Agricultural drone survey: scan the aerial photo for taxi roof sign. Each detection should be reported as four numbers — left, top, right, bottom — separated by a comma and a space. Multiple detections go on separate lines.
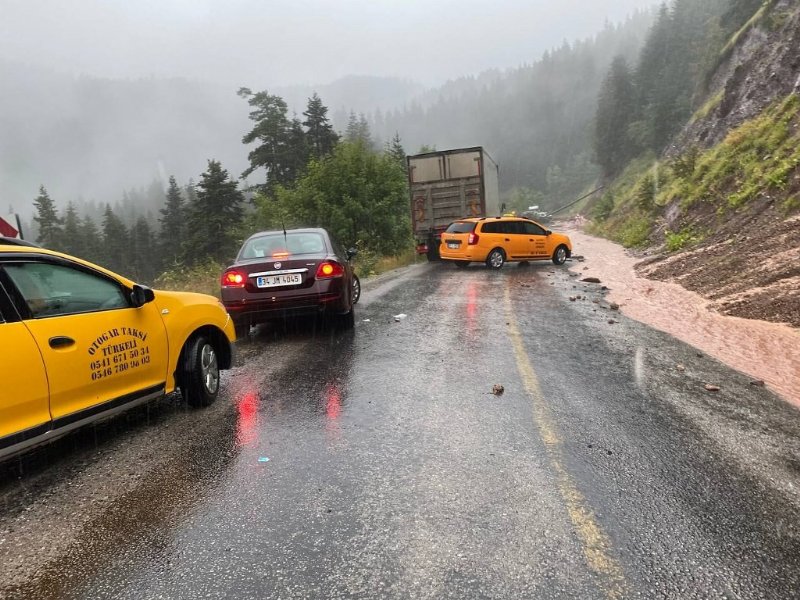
0, 214, 20, 239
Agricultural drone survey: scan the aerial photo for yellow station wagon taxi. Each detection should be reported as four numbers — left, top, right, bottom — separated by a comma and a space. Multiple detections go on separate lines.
439, 216, 573, 269
0, 242, 236, 460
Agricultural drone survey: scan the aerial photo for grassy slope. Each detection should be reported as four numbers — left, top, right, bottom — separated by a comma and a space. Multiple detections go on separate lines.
590, 94, 800, 250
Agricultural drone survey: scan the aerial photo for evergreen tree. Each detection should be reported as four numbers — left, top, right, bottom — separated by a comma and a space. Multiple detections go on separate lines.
130, 216, 156, 282
61, 202, 83, 257
185, 160, 244, 264
385, 132, 407, 170
79, 215, 103, 264
303, 93, 339, 159
101, 205, 129, 275
238, 87, 298, 191
33, 186, 63, 248
595, 56, 638, 176
345, 112, 373, 147
159, 175, 186, 268
285, 116, 310, 183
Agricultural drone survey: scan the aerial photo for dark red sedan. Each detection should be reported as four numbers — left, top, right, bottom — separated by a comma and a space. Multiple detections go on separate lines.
221, 228, 357, 334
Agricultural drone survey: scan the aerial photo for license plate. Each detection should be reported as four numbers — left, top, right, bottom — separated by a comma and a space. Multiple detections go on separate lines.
447, 242, 460, 249
256, 273, 302, 288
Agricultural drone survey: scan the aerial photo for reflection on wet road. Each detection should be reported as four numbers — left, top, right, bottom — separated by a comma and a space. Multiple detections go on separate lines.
2, 261, 800, 599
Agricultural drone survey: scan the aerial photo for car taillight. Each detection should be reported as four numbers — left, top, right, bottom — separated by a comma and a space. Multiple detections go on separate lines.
221, 270, 246, 288
468, 233, 479, 245
316, 261, 345, 279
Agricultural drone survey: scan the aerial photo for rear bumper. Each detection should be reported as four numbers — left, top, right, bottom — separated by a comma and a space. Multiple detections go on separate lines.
439, 247, 484, 261
223, 291, 348, 324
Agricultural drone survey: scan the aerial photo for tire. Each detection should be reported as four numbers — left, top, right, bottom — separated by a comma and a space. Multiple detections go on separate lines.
453, 261, 470, 269
339, 307, 355, 330
426, 238, 440, 262
485, 248, 506, 269
552, 245, 569, 266
352, 275, 361, 304
180, 336, 220, 408
233, 319, 250, 339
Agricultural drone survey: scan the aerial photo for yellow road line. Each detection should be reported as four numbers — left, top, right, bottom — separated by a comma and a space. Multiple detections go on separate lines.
504, 286, 628, 599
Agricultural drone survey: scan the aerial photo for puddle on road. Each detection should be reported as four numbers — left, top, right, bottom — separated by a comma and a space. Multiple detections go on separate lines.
565, 227, 800, 408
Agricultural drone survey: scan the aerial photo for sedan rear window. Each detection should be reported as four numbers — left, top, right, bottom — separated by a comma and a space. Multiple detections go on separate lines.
239, 232, 326, 259
445, 222, 476, 234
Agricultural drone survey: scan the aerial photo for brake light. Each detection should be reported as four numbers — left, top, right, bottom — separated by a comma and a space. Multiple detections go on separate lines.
468, 233, 479, 245
221, 270, 246, 288
316, 261, 345, 279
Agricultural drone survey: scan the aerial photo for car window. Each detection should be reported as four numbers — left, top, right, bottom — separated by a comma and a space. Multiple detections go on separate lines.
480, 221, 502, 234
3, 262, 128, 319
445, 222, 476, 234
240, 233, 326, 258
522, 221, 547, 235
505, 221, 525, 234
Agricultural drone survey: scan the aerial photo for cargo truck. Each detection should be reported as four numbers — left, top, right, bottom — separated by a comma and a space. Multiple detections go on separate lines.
407, 147, 500, 261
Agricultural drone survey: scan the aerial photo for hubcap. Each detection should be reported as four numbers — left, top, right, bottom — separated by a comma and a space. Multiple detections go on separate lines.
490, 251, 503, 268
201, 344, 219, 394
353, 277, 360, 302
556, 247, 566, 263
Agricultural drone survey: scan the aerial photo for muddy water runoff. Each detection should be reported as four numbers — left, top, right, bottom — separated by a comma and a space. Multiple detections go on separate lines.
566, 227, 800, 408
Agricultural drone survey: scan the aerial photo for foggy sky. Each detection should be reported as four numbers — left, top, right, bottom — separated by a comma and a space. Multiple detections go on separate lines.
1, 0, 659, 87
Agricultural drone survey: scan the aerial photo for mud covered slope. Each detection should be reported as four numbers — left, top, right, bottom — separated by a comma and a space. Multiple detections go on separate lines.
595, 0, 800, 328
638, 210, 799, 326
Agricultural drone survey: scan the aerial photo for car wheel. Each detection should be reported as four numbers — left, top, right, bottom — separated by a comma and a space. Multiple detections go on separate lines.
352, 275, 361, 304
339, 308, 355, 330
181, 336, 220, 408
486, 248, 505, 269
453, 261, 470, 269
552, 245, 568, 265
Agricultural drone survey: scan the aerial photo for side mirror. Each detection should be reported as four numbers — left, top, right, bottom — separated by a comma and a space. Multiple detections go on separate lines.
131, 284, 155, 308
545, 230, 552, 236
346, 248, 358, 260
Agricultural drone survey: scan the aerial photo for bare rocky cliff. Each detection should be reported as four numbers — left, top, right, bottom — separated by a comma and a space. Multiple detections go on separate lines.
669, 0, 800, 154
639, 0, 800, 328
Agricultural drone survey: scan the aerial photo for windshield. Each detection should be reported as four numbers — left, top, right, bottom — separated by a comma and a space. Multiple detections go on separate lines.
239, 232, 326, 259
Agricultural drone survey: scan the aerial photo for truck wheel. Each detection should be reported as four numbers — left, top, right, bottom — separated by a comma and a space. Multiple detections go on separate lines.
426, 245, 440, 262
486, 249, 505, 269
552, 245, 569, 265
180, 335, 220, 408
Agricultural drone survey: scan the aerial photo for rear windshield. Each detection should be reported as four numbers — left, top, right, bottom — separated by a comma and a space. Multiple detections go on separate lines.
239, 232, 326, 259
445, 222, 476, 234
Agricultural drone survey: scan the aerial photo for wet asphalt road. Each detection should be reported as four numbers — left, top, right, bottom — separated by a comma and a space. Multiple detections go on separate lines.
2, 261, 800, 599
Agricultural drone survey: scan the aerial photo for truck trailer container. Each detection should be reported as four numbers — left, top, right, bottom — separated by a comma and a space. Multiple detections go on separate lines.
407, 147, 500, 261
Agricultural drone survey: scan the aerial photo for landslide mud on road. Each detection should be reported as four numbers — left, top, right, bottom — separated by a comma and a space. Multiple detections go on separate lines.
565, 225, 800, 408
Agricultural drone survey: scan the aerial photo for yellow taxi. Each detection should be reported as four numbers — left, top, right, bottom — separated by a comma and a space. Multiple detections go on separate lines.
439, 216, 573, 269
0, 241, 236, 461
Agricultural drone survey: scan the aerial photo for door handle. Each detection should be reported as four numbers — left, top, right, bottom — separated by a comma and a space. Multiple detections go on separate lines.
49, 336, 75, 349
505, 238, 510, 242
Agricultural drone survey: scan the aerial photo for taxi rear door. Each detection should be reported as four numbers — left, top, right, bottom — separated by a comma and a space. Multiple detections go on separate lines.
1, 257, 169, 425
505, 221, 531, 259
0, 279, 50, 456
